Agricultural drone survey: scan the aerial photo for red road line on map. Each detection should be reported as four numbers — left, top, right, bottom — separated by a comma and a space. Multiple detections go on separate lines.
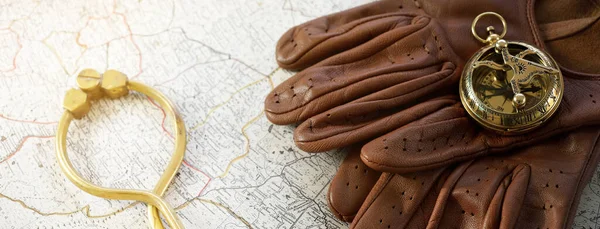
0, 135, 55, 164
146, 96, 173, 138
113, 0, 143, 79
0, 114, 58, 125
73, 0, 143, 79
0, 27, 23, 73
74, 11, 112, 49
182, 160, 212, 196
146, 96, 212, 196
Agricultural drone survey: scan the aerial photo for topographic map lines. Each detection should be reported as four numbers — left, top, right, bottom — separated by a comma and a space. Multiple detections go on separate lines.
9, 0, 600, 229
0, 0, 359, 228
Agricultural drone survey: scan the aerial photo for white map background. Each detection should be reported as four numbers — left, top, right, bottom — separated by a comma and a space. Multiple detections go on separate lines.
0, 0, 598, 228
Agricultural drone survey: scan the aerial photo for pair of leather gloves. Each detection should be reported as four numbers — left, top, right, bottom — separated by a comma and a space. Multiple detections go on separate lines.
265, 0, 600, 228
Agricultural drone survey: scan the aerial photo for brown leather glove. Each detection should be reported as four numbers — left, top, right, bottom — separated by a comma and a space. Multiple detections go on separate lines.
266, 0, 538, 148
327, 2, 600, 226
329, 127, 600, 228
265, 0, 600, 174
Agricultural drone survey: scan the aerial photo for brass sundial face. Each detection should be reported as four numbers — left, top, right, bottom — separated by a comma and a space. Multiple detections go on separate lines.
475, 68, 546, 114
459, 12, 563, 134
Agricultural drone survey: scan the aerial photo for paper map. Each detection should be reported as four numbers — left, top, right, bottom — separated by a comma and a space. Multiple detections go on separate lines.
0, 0, 598, 228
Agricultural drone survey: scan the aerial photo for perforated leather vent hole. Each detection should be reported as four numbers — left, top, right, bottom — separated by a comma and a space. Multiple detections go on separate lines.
545, 183, 549, 187
477, 178, 481, 182
409, 196, 413, 200
385, 146, 389, 150
379, 219, 383, 224
346, 182, 349, 186
475, 193, 479, 196
275, 101, 280, 103
555, 184, 559, 188
549, 169, 553, 173
355, 165, 359, 169
290, 85, 294, 89
424, 49, 431, 55
398, 5, 403, 9
355, 185, 359, 189
466, 190, 470, 194
401, 191, 405, 196
392, 205, 396, 209
560, 170, 564, 174
470, 213, 475, 216
461, 210, 465, 214
364, 169, 368, 174
293, 44, 297, 48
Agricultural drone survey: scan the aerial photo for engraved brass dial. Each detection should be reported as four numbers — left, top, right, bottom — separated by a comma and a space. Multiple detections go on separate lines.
460, 12, 563, 134
460, 41, 563, 134
473, 46, 549, 114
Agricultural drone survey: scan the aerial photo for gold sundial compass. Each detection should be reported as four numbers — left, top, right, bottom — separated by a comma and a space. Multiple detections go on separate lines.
460, 12, 564, 134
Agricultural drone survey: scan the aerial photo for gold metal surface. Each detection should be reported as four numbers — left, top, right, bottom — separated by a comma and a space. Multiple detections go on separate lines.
63, 88, 91, 119
56, 70, 186, 229
76, 69, 103, 100
471, 12, 507, 44
101, 69, 129, 98
460, 13, 564, 134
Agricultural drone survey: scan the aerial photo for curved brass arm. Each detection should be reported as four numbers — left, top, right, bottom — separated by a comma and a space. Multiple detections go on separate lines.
56, 69, 186, 229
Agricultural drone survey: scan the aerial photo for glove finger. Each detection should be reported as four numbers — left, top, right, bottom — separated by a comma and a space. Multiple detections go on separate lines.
483, 77, 600, 155
510, 127, 600, 229
276, 0, 423, 70
361, 103, 487, 174
359, 76, 600, 174
328, 146, 382, 222
266, 15, 458, 125
350, 168, 448, 229
295, 95, 458, 152
426, 158, 530, 229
